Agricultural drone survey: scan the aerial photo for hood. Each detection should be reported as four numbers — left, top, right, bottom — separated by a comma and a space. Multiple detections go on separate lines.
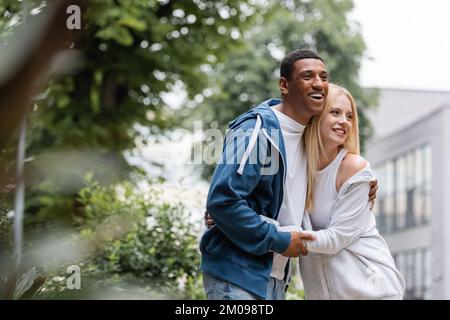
228, 98, 282, 130
227, 98, 286, 176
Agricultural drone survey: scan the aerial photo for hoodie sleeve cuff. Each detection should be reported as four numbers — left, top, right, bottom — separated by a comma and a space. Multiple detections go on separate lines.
270, 230, 291, 253
303, 231, 327, 254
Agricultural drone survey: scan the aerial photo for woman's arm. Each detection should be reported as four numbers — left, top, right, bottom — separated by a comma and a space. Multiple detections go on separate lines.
304, 154, 373, 255
304, 182, 372, 254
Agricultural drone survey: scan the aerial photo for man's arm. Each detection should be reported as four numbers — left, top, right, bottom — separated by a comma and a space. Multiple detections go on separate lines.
205, 121, 313, 257
205, 212, 315, 256
369, 179, 378, 210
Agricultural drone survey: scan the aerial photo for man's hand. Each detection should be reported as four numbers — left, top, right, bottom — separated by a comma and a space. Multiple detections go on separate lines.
204, 211, 215, 229
368, 179, 378, 211
282, 232, 316, 257
204, 212, 316, 257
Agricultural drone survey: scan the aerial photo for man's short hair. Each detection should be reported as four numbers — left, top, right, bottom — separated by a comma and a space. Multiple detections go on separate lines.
280, 49, 324, 80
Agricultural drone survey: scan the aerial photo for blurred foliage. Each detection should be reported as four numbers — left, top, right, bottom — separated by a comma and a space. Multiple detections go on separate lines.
285, 261, 305, 300
0, 0, 258, 223
0, 198, 12, 241
35, 175, 204, 299
0, 1, 24, 40
187, 0, 379, 180
0, 0, 378, 299
1, 0, 249, 299
1, 209, 47, 300
25, 0, 256, 153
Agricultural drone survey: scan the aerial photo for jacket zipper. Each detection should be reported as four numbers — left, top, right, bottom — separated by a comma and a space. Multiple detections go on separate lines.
322, 258, 332, 299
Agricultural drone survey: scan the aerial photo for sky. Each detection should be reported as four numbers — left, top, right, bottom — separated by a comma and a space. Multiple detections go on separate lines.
352, 0, 450, 91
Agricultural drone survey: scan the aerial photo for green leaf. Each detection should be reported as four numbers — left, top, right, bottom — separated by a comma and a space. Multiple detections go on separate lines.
119, 16, 146, 31
95, 26, 134, 46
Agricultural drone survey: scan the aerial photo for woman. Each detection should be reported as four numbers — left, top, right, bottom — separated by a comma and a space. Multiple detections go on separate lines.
300, 83, 405, 299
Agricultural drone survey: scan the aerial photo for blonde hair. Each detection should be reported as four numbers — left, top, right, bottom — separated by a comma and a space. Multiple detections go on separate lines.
303, 83, 360, 211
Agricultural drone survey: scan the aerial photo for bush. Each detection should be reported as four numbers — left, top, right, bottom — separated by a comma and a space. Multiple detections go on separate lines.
38, 175, 204, 299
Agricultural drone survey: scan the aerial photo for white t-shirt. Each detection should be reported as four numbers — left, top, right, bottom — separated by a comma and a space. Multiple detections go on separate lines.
270, 108, 308, 280
309, 148, 348, 230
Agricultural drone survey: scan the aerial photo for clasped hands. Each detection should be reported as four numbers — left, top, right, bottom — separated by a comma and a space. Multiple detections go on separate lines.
204, 213, 315, 257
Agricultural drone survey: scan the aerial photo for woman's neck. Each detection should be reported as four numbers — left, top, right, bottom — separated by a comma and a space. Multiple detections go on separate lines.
318, 142, 341, 170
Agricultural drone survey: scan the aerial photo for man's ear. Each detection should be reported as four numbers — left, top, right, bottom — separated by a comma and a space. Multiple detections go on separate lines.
279, 77, 289, 95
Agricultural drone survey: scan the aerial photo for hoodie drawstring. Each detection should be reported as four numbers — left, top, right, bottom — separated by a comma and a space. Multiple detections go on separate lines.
237, 115, 262, 175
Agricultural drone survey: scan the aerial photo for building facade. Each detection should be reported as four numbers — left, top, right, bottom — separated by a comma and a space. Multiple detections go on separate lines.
366, 88, 450, 299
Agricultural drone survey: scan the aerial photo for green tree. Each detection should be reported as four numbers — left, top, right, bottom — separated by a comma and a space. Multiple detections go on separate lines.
0, 0, 258, 223
28, 0, 256, 152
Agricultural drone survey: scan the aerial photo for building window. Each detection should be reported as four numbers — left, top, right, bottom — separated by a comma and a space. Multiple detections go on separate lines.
374, 144, 431, 233
393, 248, 431, 300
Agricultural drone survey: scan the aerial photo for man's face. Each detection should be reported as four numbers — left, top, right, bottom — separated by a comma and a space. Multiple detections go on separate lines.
281, 58, 329, 116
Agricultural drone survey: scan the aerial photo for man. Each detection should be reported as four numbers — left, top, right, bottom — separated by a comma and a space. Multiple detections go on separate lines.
200, 49, 377, 300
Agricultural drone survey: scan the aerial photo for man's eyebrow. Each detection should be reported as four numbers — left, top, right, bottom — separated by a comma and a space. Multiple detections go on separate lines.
295, 70, 312, 78
295, 69, 328, 79
298, 69, 328, 75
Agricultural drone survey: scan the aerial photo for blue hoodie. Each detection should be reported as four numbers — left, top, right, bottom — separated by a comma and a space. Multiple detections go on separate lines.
200, 98, 291, 299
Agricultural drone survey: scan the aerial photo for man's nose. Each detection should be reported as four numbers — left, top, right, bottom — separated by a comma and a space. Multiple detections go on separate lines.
312, 76, 324, 90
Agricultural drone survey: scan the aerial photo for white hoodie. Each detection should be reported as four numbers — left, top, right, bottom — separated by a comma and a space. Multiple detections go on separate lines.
300, 165, 406, 300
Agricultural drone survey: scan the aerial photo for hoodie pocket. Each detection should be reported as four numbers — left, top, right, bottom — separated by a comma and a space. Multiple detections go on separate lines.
325, 250, 401, 299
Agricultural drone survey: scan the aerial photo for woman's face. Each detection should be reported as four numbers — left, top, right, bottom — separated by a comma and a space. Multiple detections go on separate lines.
319, 93, 353, 148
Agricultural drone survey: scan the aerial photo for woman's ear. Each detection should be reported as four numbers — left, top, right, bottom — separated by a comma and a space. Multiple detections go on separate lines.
279, 77, 289, 95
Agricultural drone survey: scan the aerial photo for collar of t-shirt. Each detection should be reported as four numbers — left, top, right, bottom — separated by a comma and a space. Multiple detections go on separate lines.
272, 108, 305, 134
